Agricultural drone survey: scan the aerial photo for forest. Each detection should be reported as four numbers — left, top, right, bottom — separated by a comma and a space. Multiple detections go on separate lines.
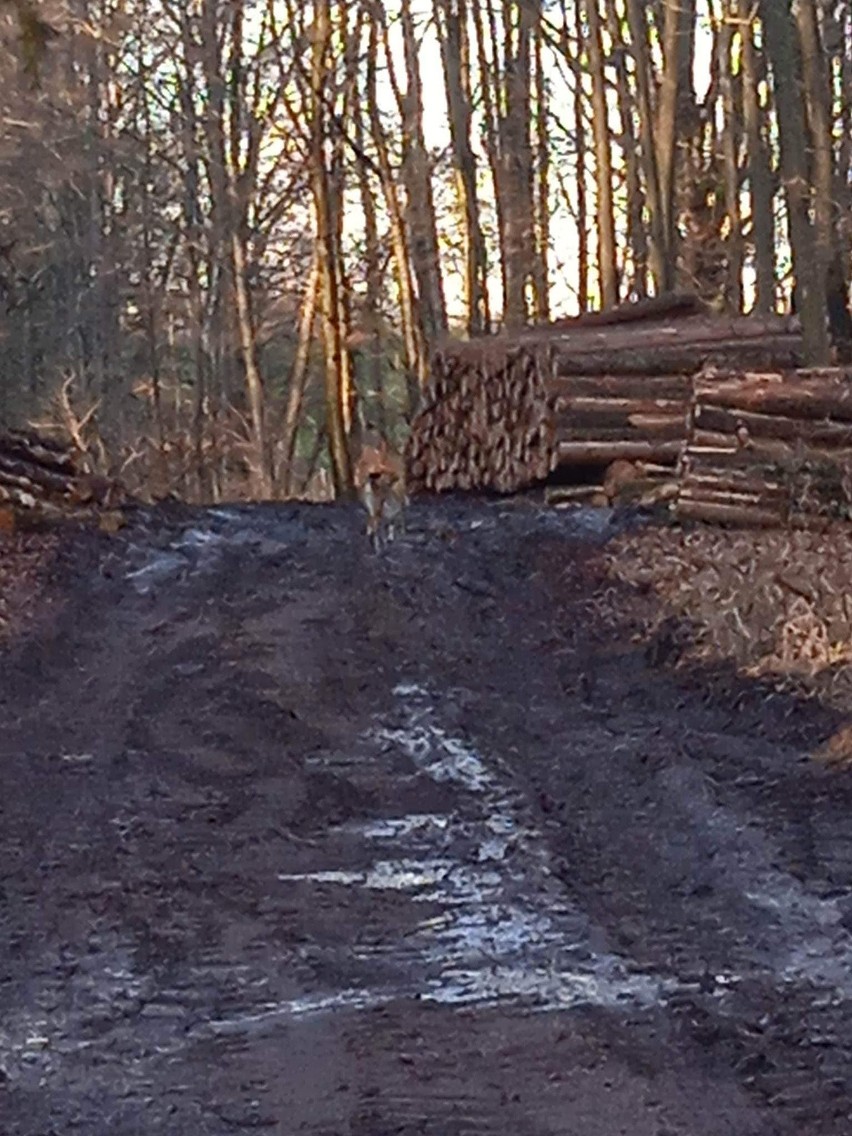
0, 0, 850, 502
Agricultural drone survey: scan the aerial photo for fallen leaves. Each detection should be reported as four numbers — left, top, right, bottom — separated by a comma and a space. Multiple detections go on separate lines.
606, 523, 852, 710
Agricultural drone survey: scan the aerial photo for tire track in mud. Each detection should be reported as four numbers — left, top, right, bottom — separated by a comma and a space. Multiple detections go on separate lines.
198, 680, 665, 1033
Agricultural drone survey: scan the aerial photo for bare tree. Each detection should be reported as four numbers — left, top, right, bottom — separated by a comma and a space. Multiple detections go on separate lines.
759, 0, 830, 362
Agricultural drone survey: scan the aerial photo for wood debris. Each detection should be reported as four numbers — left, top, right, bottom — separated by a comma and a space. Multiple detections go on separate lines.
607, 525, 852, 710
0, 428, 128, 531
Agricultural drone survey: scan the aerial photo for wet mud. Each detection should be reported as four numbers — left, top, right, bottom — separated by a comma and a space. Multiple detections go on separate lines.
1, 499, 851, 1134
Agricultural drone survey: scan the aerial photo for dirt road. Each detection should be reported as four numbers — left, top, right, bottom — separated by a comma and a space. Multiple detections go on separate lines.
1, 500, 851, 1134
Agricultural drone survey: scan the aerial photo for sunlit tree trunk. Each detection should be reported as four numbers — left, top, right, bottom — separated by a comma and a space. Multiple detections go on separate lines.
435, 0, 490, 334
656, 0, 697, 277
740, 11, 776, 312
794, 0, 836, 303
582, 0, 618, 307
310, 0, 351, 495
625, 0, 671, 291
398, 0, 447, 342
281, 257, 319, 497
366, 19, 427, 405
606, 0, 647, 297
532, 17, 550, 320
717, 0, 743, 311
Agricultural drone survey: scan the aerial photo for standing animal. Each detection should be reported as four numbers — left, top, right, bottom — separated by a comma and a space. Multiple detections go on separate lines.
353, 442, 408, 551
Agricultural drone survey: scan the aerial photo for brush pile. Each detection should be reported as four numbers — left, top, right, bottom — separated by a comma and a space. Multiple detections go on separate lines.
676, 369, 852, 526
606, 524, 852, 710
0, 429, 126, 531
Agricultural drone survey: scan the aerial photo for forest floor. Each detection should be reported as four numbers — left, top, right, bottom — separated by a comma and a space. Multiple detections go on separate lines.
1, 498, 852, 1135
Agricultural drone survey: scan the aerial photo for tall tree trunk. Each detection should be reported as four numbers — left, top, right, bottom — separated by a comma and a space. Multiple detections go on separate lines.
625, 0, 671, 290
231, 228, 272, 497
795, 0, 836, 299
499, 0, 537, 329
717, 0, 743, 311
563, 0, 588, 308
435, 0, 490, 334
532, 15, 550, 320
759, 0, 830, 362
740, 11, 776, 312
656, 0, 697, 279
471, 0, 507, 322
582, 0, 618, 308
606, 0, 647, 297
366, 19, 427, 402
398, 0, 447, 342
472, 0, 536, 330
352, 82, 385, 435
281, 256, 319, 497
310, 0, 351, 495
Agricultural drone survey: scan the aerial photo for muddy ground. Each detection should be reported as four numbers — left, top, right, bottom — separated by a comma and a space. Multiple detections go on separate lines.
1, 499, 852, 1135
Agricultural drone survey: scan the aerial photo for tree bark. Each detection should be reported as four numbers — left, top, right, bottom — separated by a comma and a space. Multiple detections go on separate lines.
625, 0, 671, 291
310, 0, 351, 496
759, 0, 830, 362
281, 257, 320, 497
740, 11, 776, 313
795, 0, 836, 300
656, 0, 697, 277
717, 0, 743, 311
435, 0, 490, 334
582, 0, 618, 308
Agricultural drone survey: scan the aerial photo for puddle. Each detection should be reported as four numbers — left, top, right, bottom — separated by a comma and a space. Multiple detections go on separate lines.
268, 681, 667, 1020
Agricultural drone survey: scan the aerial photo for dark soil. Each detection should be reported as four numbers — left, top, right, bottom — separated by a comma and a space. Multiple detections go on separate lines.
1, 498, 851, 1135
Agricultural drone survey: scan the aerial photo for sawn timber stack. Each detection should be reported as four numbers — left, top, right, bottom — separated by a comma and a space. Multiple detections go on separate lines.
406, 296, 803, 499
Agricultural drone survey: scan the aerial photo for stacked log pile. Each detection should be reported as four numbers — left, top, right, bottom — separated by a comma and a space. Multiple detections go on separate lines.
406, 344, 555, 493
676, 369, 852, 527
406, 295, 804, 499
0, 429, 126, 530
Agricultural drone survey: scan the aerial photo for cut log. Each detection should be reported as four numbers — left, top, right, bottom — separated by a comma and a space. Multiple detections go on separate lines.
687, 431, 829, 462
545, 375, 693, 400
0, 428, 127, 527
551, 396, 688, 416
553, 336, 802, 378
674, 499, 785, 526
546, 292, 706, 329
1, 428, 76, 473
554, 421, 685, 443
545, 484, 606, 505
694, 404, 852, 446
681, 471, 786, 497
557, 439, 684, 464
693, 374, 852, 422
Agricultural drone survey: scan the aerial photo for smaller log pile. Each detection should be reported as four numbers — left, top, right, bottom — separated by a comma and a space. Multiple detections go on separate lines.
676, 369, 852, 527
544, 310, 802, 504
406, 344, 555, 493
0, 428, 126, 531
